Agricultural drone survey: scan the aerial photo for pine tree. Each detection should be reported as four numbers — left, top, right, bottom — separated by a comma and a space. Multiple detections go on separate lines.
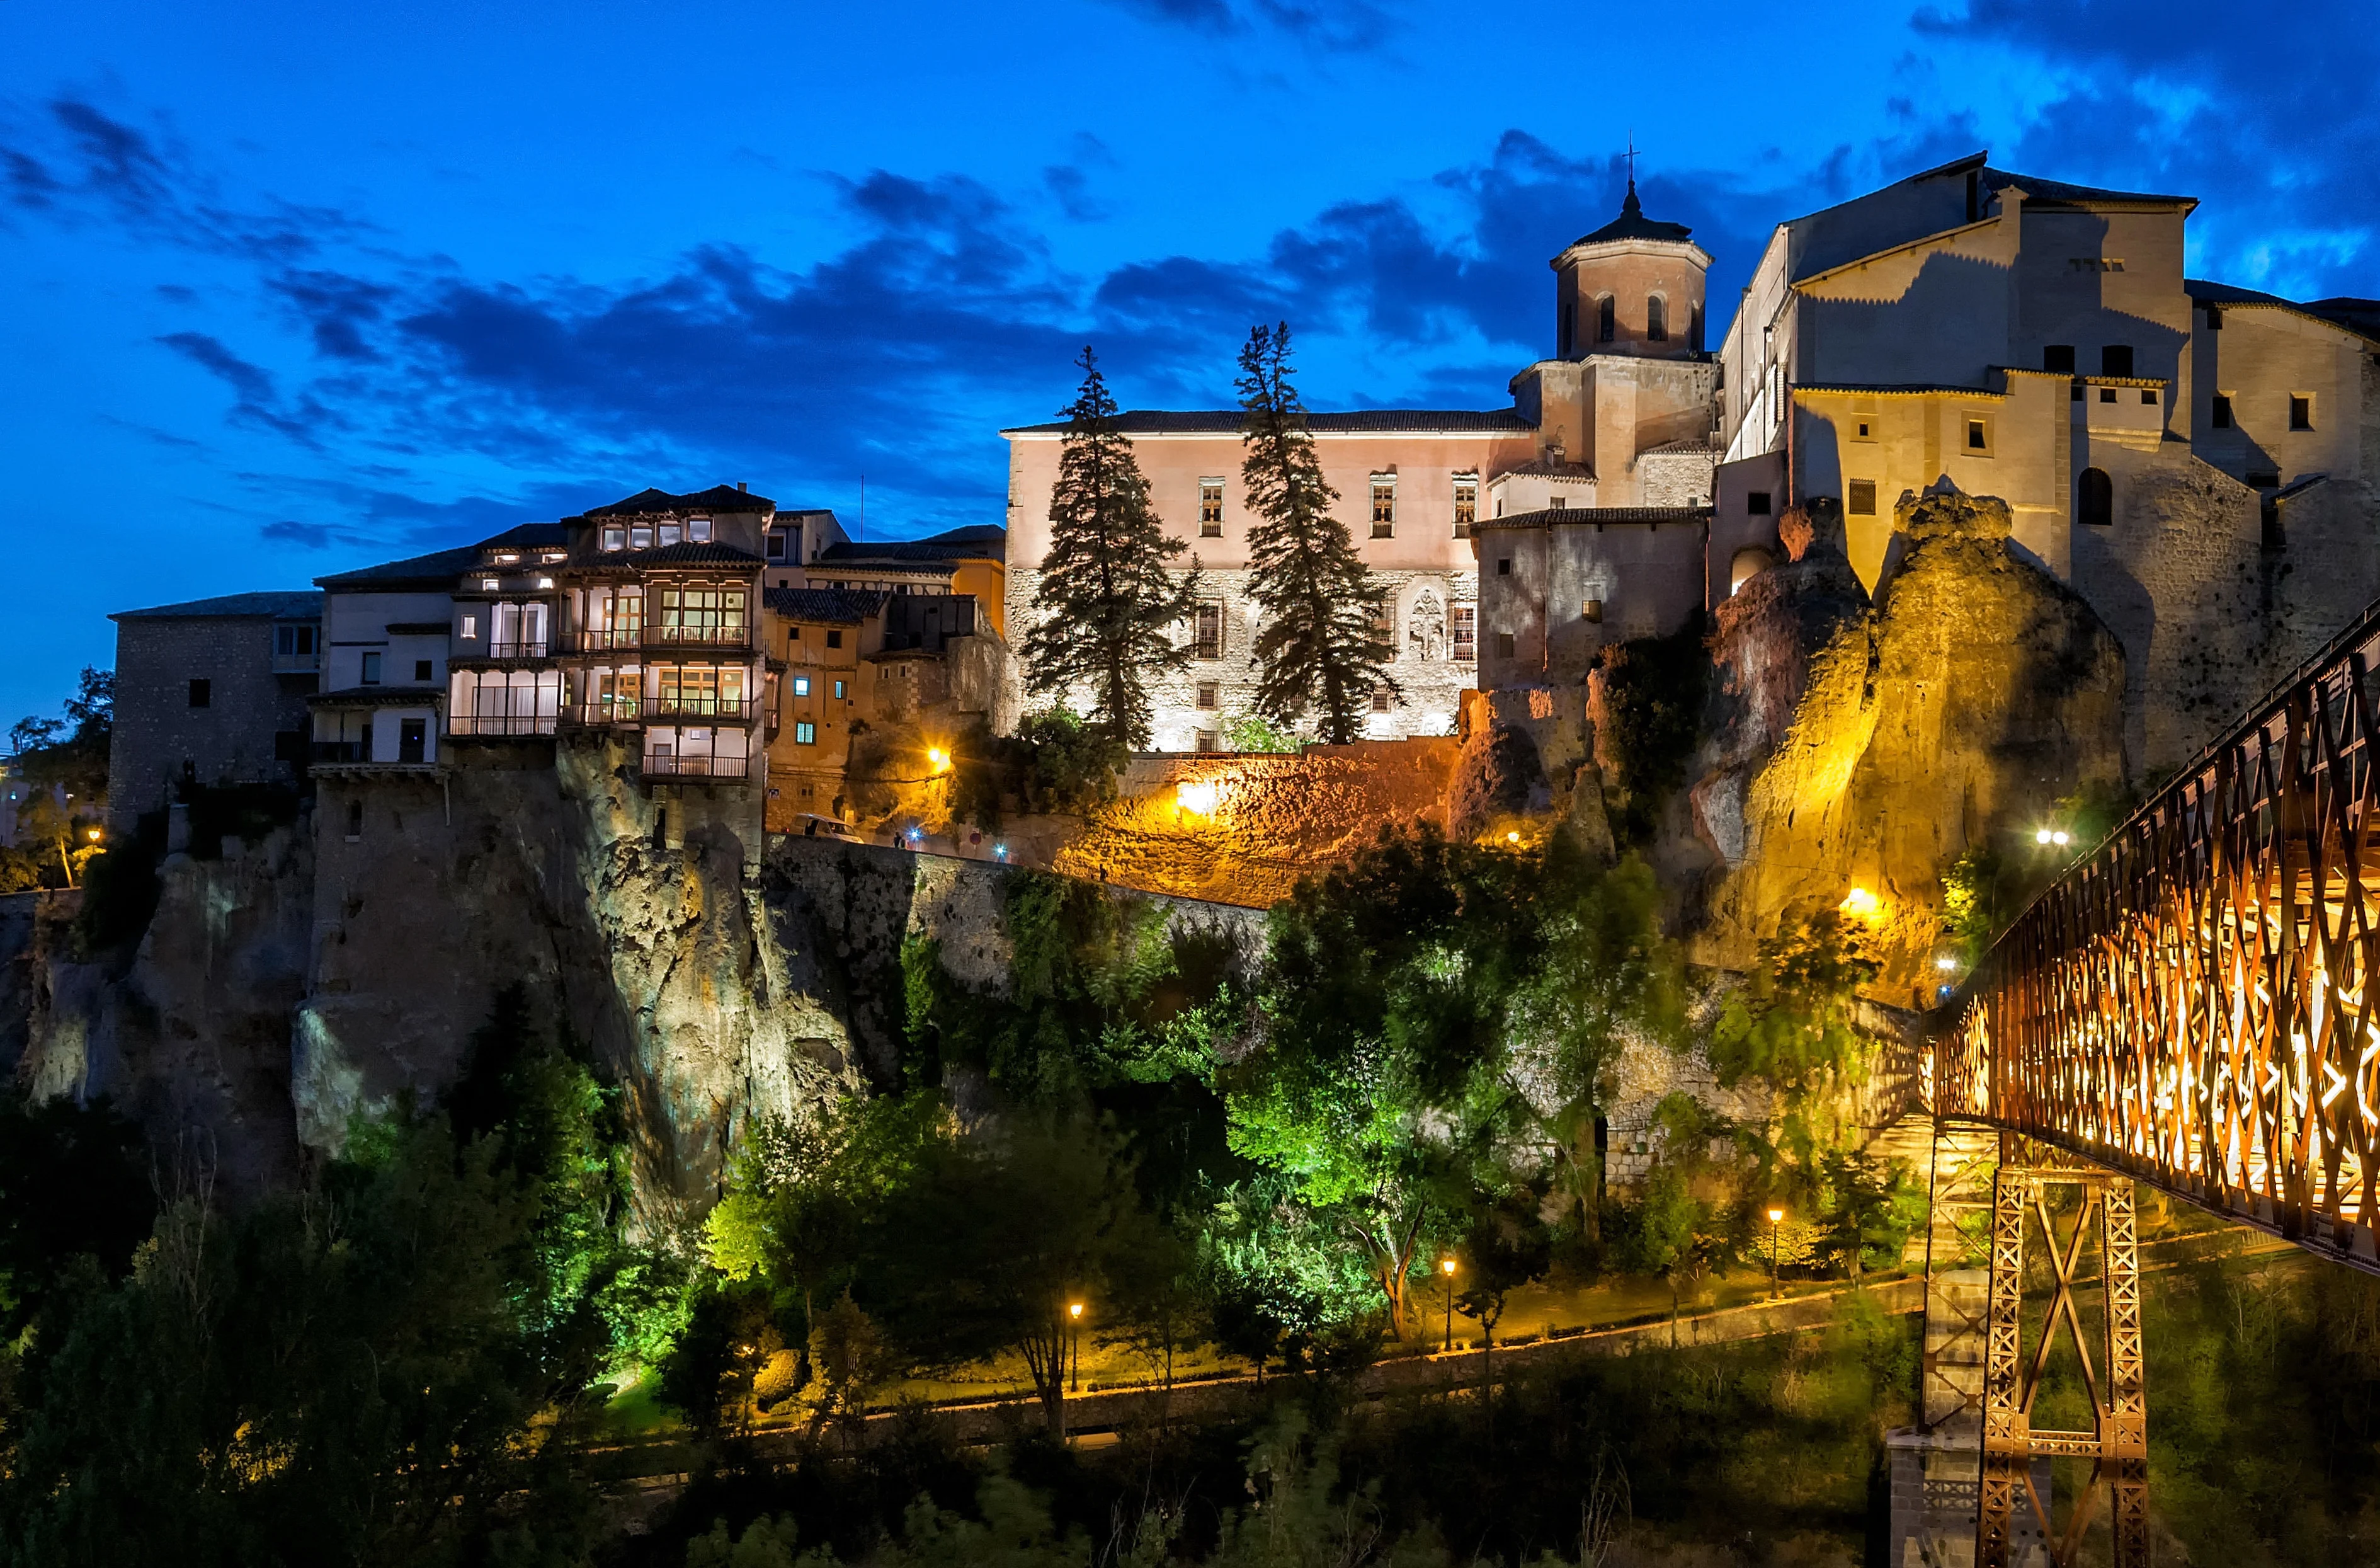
1020, 346, 1201, 748
1237, 323, 1396, 743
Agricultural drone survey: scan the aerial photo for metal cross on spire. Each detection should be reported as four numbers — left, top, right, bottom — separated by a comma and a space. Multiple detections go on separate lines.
1626, 132, 1639, 192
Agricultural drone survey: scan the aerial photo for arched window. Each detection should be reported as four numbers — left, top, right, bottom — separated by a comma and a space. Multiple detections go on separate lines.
1596, 295, 1615, 343
2078, 467, 2113, 527
1647, 294, 1668, 342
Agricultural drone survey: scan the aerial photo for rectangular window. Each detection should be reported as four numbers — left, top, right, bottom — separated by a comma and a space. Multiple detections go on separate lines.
1199, 479, 1224, 537
2100, 387, 2118, 404
826, 629, 842, 648
1549, 494, 1568, 511
833, 679, 848, 699
2042, 345, 2076, 374
795, 721, 816, 745
2071, 381, 2085, 403
2290, 394, 2313, 431
2141, 389, 2158, 406
1966, 416, 1991, 454
2246, 469, 2281, 489
596, 668, 641, 720
1370, 687, 1391, 712
657, 585, 747, 644
792, 676, 811, 697
362, 651, 382, 685
414, 659, 433, 682
602, 526, 625, 551
1195, 681, 1219, 711
276, 624, 317, 656
2101, 345, 2134, 378
1195, 731, 1219, 754
1495, 631, 1516, 660
1452, 607, 1475, 663
1852, 416, 1876, 442
1452, 476, 1478, 537
188, 677, 211, 708
1848, 479, 1877, 516
688, 518, 714, 542
629, 525, 653, 549
2205, 304, 2223, 330
658, 522, 684, 547
1193, 603, 1224, 660
2212, 394, 2233, 429
766, 529, 789, 561
398, 718, 426, 764
1370, 476, 1395, 538
1496, 558, 1512, 576
1582, 599, 1603, 624
1747, 491, 1772, 516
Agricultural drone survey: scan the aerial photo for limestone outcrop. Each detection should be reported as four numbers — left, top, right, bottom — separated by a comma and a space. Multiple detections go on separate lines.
1690, 484, 2127, 994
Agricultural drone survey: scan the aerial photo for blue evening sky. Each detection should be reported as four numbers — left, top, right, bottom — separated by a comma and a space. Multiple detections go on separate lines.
3, 0, 2372, 722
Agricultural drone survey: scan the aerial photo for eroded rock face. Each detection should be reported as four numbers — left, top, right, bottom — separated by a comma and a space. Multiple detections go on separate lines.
1694, 484, 2127, 992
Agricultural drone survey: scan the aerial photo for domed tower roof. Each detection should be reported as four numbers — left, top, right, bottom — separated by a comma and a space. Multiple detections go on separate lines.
1568, 180, 1695, 248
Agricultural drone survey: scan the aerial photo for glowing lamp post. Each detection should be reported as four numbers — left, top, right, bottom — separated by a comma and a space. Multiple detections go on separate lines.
1440, 1257, 1458, 1351
1767, 1207, 1785, 1300
1068, 1301, 1084, 1392
926, 746, 950, 772
1175, 779, 1218, 818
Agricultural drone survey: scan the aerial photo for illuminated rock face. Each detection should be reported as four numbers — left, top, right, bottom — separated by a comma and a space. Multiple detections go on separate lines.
1694, 484, 2127, 994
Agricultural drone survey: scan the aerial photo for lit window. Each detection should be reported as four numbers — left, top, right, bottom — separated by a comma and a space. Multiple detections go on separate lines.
795, 721, 816, 745
792, 676, 811, 696
602, 527, 625, 551
496, 552, 520, 564
658, 523, 683, 546
461, 615, 479, 639
1370, 476, 1395, 538
1583, 599, 1603, 624
629, 525, 653, 549
834, 679, 848, 699
542, 551, 566, 564
1452, 476, 1478, 537
537, 576, 554, 588
481, 577, 499, 591
689, 518, 713, 542
1200, 479, 1224, 538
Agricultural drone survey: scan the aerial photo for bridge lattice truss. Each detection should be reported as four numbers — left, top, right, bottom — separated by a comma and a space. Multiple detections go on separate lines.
1933, 602, 2380, 1273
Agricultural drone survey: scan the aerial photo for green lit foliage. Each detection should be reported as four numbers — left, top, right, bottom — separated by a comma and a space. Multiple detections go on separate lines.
1219, 710, 1303, 754
1940, 844, 2001, 958
1593, 621, 1709, 845
0, 1112, 603, 1567
1617, 1094, 1739, 1325
1708, 909, 1878, 1098
1227, 825, 1679, 1337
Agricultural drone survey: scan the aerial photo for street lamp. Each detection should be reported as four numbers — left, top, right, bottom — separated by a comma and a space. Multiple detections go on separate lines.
1068, 1301, 1084, 1392
1440, 1257, 1458, 1350
1767, 1207, 1785, 1300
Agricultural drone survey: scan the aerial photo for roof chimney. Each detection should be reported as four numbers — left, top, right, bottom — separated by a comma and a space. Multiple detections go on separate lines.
737, 481, 748, 493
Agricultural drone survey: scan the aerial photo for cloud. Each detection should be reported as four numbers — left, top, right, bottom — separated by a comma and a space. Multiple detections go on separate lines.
1092, 0, 1403, 50
1913, 0, 2380, 294
260, 518, 376, 549
156, 331, 331, 445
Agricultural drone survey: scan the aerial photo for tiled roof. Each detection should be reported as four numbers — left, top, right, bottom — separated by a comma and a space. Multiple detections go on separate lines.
1640, 437, 1722, 455
1566, 182, 1695, 248
1002, 408, 1532, 436
585, 484, 775, 517
316, 545, 484, 590
474, 522, 570, 549
111, 590, 322, 621
615, 541, 763, 567
1476, 505, 1711, 530
764, 587, 891, 624
1986, 167, 2195, 212
1495, 457, 1598, 479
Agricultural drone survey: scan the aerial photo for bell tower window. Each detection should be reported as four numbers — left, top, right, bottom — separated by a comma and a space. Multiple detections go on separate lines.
1647, 295, 1668, 343
1596, 295, 1616, 344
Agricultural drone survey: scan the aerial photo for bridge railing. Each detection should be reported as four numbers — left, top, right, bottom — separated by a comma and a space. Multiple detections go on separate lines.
1940, 598, 2380, 1269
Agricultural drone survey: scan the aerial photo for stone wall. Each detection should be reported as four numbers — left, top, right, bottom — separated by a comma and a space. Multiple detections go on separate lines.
109, 615, 312, 833
1005, 565, 1475, 752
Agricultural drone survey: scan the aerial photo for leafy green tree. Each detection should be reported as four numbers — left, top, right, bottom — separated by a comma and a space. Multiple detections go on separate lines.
1708, 909, 1878, 1099
1236, 323, 1394, 743
1020, 348, 1202, 748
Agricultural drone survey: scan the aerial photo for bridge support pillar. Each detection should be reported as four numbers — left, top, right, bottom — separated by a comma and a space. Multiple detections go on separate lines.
1976, 1164, 2149, 1568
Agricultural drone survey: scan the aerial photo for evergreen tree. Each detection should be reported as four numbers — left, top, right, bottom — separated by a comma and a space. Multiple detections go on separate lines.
1236, 323, 1396, 743
1020, 347, 1200, 748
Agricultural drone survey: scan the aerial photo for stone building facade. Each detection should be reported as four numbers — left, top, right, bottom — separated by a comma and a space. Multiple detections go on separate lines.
106, 592, 322, 833
1001, 184, 1721, 751
1714, 151, 2380, 771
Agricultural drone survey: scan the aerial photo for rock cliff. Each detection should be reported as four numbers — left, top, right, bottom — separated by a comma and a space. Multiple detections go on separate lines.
1690, 484, 2128, 993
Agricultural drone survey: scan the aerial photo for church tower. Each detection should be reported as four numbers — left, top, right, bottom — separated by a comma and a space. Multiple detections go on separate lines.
1551, 178, 1712, 360
1501, 178, 1721, 512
